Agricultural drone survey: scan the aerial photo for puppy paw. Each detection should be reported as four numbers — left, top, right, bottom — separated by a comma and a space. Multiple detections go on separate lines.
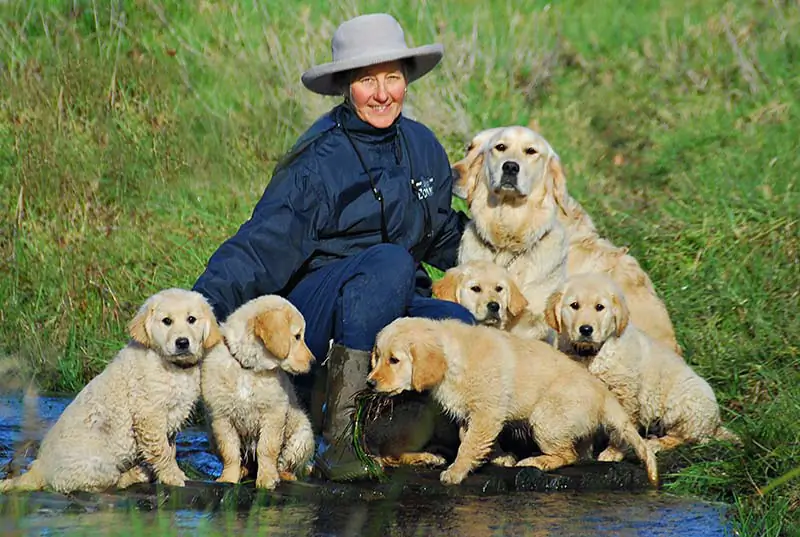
216, 468, 241, 484
158, 469, 187, 487
597, 447, 625, 463
255, 471, 280, 490
440, 467, 467, 486
490, 454, 517, 467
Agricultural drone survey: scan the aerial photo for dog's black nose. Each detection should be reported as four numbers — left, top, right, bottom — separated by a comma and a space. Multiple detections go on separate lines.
579, 325, 594, 337
175, 337, 190, 350
366, 378, 377, 389
487, 301, 500, 313
502, 160, 520, 175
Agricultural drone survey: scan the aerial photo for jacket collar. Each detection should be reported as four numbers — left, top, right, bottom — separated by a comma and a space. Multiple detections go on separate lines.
336, 102, 401, 144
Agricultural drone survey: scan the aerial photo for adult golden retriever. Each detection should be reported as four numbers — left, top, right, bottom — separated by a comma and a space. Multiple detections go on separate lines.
455, 126, 569, 343
367, 317, 659, 486
432, 260, 541, 340
1, 289, 222, 494
453, 127, 681, 354
201, 295, 316, 490
546, 273, 739, 455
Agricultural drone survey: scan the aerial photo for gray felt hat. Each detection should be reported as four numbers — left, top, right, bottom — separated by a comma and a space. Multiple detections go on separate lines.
301, 13, 444, 96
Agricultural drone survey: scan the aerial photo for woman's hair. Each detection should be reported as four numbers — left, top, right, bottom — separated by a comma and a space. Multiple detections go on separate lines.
336, 59, 413, 98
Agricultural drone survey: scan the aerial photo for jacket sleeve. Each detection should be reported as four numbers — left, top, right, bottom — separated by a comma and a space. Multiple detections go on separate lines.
192, 165, 324, 321
422, 148, 466, 273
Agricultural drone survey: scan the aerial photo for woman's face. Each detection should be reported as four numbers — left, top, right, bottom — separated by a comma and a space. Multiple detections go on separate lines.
349, 61, 407, 129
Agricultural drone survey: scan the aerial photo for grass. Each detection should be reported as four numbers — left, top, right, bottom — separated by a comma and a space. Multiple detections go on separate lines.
0, 0, 798, 533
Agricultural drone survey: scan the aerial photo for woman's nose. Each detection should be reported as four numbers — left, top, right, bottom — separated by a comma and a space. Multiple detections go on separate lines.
374, 82, 389, 102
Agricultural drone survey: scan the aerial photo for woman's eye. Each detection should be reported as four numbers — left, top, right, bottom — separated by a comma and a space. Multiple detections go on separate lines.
162, 317, 173, 326
389, 356, 400, 365
187, 316, 197, 324
595, 304, 605, 312
470, 285, 482, 293
569, 302, 580, 310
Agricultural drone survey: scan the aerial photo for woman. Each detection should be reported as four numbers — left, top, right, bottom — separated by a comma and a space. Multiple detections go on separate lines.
193, 13, 473, 480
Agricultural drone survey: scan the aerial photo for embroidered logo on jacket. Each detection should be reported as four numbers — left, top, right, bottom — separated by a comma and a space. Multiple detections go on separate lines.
411, 176, 435, 200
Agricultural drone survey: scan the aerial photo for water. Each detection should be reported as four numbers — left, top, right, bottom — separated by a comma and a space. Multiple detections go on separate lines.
0, 395, 733, 536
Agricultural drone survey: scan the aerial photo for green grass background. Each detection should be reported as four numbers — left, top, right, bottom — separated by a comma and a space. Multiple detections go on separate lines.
0, 0, 798, 534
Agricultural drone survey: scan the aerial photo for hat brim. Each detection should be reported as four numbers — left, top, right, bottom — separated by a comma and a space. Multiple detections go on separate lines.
301, 44, 444, 96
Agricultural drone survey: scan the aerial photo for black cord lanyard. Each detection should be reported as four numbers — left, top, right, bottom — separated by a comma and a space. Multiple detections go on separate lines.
340, 122, 391, 244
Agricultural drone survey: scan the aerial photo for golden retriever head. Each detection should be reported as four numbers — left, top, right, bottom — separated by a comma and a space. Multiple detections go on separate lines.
545, 273, 630, 357
128, 288, 222, 367
367, 318, 447, 395
451, 127, 502, 203
221, 295, 314, 375
432, 261, 528, 330
480, 126, 563, 202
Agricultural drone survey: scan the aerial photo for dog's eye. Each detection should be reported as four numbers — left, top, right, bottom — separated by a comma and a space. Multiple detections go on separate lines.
162, 317, 173, 326
494, 143, 507, 152
295, 333, 301, 341
595, 304, 605, 312
389, 356, 400, 365
470, 285, 482, 293
187, 315, 197, 324
569, 302, 580, 310
525, 147, 538, 155
495, 286, 504, 292
465, 143, 475, 154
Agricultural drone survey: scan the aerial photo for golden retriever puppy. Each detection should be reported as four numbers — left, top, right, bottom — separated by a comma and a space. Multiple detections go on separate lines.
201, 295, 315, 490
0, 289, 222, 494
545, 273, 739, 456
456, 126, 570, 343
367, 317, 659, 487
433, 260, 544, 341
453, 127, 681, 355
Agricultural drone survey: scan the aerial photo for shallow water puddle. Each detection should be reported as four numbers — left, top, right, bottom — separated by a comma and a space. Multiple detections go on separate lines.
0, 395, 732, 536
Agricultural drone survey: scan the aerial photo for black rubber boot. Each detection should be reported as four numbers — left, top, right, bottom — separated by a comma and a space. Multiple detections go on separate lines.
313, 344, 375, 481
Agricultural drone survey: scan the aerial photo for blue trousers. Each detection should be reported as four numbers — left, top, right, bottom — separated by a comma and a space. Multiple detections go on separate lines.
287, 243, 475, 361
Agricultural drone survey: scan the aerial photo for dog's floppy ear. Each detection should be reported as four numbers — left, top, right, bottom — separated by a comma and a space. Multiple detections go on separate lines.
452, 151, 484, 205
201, 301, 223, 350
432, 268, 463, 303
410, 333, 447, 392
128, 295, 155, 347
546, 156, 570, 215
611, 292, 630, 337
507, 277, 529, 318
251, 307, 291, 361
544, 290, 563, 333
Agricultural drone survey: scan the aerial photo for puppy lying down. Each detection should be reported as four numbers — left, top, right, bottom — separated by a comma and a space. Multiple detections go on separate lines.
1, 289, 222, 494
367, 317, 659, 486
202, 295, 316, 490
546, 273, 740, 455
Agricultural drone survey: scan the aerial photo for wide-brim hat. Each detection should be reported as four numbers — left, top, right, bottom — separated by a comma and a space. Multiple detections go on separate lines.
301, 13, 444, 96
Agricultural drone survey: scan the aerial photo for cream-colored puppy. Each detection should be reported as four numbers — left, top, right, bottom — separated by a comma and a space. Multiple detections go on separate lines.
433, 260, 542, 340
453, 127, 681, 355
546, 273, 739, 455
455, 126, 570, 343
0, 289, 221, 494
201, 295, 315, 490
367, 317, 659, 487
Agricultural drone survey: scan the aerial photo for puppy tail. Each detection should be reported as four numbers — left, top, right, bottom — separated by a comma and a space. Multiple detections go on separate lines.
0, 461, 46, 493
713, 426, 742, 446
604, 400, 660, 488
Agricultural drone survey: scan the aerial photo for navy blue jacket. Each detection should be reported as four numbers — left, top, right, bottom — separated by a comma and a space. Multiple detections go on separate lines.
193, 103, 464, 321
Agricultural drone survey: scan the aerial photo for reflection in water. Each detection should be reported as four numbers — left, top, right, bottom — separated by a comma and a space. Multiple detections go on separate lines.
0, 396, 732, 537
2, 491, 731, 537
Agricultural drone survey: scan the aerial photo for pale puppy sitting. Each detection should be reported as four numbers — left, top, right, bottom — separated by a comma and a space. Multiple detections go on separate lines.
201, 295, 316, 490
546, 273, 739, 456
1, 288, 222, 493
